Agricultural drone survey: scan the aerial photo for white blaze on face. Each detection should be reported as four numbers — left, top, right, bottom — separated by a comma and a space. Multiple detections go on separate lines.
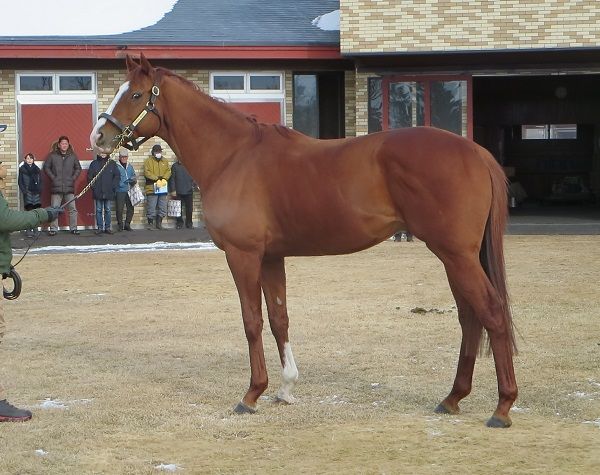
277, 342, 299, 404
90, 81, 130, 150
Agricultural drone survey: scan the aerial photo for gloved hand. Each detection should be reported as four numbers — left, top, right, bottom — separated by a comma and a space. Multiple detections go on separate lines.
44, 207, 64, 222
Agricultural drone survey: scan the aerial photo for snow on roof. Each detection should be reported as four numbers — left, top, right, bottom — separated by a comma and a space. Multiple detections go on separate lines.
312, 10, 340, 31
1, 0, 178, 36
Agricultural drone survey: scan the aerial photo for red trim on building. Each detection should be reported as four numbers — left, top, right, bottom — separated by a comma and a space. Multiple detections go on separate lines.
0, 45, 342, 60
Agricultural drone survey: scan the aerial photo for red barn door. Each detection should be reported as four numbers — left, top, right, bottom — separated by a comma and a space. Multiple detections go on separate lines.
20, 103, 96, 227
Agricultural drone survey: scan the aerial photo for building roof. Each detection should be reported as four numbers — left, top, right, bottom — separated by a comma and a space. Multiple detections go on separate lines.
0, 0, 339, 48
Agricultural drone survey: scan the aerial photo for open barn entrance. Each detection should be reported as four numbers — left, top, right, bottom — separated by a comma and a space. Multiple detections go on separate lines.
473, 74, 600, 223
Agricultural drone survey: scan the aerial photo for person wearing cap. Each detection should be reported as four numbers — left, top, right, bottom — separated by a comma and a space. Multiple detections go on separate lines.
143, 144, 171, 230
42, 135, 82, 236
115, 148, 137, 231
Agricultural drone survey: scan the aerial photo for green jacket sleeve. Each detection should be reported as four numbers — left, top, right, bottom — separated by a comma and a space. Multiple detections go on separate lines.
0, 194, 49, 274
0, 194, 49, 232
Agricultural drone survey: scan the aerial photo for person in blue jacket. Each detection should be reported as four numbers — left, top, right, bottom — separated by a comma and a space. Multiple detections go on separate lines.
114, 148, 137, 231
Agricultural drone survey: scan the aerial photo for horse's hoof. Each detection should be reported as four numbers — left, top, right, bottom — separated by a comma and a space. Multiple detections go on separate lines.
233, 401, 257, 415
486, 415, 512, 428
434, 402, 459, 415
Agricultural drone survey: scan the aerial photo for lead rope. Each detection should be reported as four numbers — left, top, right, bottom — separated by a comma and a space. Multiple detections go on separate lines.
3, 140, 126, 299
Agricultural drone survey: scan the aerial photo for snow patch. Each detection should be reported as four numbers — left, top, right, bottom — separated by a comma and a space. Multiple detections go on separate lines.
22, 241, 217, 255
39, 398, 68, 409
1, 1, 178, 36
583, 418, 600, 428
155, 463, 182, 472
312, 10, 340, 31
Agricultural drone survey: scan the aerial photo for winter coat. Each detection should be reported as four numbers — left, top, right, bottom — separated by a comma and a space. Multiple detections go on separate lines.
43, 144, 82, 194
168, 161, 196, 195
18, 162, 43, 207
88, 156, 120, 200
143, 155, 171, 194
116, 161, 137, 192
0, 194, 48, 274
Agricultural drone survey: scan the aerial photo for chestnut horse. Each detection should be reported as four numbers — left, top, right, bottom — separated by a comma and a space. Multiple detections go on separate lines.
91, 55, 517, 427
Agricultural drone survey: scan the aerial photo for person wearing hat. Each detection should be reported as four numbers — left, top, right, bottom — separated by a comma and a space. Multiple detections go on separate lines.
115, 148, 137, 231
143, 144, 171, 230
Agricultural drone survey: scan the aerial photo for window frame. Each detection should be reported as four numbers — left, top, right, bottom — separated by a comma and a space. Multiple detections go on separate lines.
521, 124, 577, 140
210, 72, 283, 96
17, 72, 96, 95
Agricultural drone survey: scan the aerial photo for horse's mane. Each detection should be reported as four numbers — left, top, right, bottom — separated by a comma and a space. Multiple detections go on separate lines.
143, 67, 302, 142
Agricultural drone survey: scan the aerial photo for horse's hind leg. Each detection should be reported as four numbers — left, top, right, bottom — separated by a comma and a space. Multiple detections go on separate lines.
261, 256, 299, 404
435, 286, 482, 415
225, 248, 268, 414
439, 254, 517, 427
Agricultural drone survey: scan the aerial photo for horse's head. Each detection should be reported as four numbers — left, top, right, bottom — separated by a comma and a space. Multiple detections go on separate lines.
90, 53, 163, 154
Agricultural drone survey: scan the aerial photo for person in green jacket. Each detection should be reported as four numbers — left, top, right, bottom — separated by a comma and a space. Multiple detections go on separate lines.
0, 193, 61, 422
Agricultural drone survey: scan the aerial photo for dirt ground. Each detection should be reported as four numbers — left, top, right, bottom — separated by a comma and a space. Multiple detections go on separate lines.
0, 235, 599, 474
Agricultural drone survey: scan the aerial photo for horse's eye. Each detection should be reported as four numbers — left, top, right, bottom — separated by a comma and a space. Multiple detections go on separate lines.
132, 92, 142, 99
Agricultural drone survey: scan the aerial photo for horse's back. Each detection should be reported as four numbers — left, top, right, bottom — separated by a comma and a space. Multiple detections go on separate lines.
207, 126, 503, 256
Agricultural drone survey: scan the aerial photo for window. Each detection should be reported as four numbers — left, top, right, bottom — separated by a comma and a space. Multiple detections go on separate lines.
59, 75, 93, 91
19, 75, 53, 92
17, 73, 95, 94
293, 75, 319, 138
213, 74, 245, 92
250, 75, 281, 91
522, 124, 577, 140
210, 72, 282, 94
368, 76, 470, 138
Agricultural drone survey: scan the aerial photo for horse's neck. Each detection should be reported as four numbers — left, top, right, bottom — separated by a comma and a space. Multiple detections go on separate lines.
159, 76, 253, 190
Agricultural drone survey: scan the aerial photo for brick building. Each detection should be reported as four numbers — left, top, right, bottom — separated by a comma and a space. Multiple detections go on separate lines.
1, 1, 599, 230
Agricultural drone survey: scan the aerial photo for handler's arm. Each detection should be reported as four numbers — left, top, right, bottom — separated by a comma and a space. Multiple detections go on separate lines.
0, 195, 48, 233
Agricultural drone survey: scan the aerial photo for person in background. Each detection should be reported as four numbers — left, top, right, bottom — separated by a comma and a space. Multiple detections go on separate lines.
88, 153, 120, 234
18, 153, 43, 238
42, 136, 82, 236
0, 158, 6, 197
115, 148, 137, 231
393, 231, 414, 242
168, 156, 197, 229
144, 144, 171, 230
0, 196, 62, 422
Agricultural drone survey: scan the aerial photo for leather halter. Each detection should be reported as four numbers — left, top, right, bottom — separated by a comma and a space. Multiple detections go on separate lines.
99, 84, 162, 151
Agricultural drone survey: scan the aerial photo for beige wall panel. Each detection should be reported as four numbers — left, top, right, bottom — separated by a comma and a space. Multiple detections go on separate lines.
341, 1, 600, 53
0, 70, 18, 206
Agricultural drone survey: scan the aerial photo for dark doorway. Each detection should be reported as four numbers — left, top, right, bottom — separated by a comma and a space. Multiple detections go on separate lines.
293, 72, 345, 139
473, 74, 600, 207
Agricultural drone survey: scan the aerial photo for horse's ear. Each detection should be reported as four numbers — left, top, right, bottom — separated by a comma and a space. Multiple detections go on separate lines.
125, 54, 138, 72
139, 52, 153, 76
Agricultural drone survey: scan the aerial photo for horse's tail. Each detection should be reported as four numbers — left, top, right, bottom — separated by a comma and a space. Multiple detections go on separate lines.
480, 153, 517, 355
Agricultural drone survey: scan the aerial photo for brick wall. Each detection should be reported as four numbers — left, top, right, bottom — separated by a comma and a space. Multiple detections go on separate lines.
0, 70, 18, 206
341, 0, 600, 53
355, 72, 372, 136
344, 70, 357, 137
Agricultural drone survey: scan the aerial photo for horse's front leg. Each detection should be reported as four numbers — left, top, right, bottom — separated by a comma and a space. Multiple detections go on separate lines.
225, 248, 268, 414
261, 256, 299, 404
